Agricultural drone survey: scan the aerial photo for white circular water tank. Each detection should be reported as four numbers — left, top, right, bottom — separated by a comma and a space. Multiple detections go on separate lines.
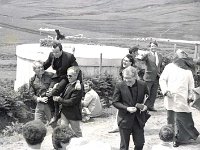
14, 43, 129, 90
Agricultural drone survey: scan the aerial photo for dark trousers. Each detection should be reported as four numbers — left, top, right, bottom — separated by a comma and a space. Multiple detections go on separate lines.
119, 118, 144, 150
145, 79, 159, 109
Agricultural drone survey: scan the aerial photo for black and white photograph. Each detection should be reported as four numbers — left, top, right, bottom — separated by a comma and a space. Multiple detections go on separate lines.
0, 0, 200, 149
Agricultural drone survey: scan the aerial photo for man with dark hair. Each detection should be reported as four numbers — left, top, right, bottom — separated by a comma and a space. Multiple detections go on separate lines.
140, 41, 163, 111
129, 46, 139, 58
151, 125, 174, 150
22, 120, 47, 149
44, 42, 82, 124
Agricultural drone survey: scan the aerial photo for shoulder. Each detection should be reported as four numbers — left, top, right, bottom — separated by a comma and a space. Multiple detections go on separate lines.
137, 80, 147, 87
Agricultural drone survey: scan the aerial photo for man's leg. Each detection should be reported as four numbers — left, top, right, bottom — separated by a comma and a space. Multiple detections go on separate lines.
69, 120, 82, 137
119, 127, 131, 150
149, 79, 159, 109
44, 104, 52, 122
35, 103, 45, 123
145, 81, 153, 109
167, 110, 175, 125
132, 119, 144, 150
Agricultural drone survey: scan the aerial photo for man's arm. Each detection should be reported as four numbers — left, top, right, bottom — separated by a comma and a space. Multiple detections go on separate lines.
43, 53, 53, 70
55, 89, 82, 106
112, 84, 128, 111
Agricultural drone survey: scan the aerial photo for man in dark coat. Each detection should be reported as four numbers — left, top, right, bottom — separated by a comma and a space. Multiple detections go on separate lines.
112, 66, 149, 150
53, 66, 83, 137
44, 42, 82, 124
43, 42, 81, 92
140, 41, 163, 111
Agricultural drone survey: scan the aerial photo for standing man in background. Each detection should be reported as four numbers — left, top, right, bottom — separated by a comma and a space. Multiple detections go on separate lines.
140, 41, 163, 111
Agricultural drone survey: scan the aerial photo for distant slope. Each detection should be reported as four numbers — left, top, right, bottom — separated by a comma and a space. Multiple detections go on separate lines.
1, 0, 199, 41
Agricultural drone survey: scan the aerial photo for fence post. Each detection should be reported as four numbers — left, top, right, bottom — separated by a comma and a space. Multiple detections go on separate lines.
194, 44, 198, 59
99, 53, 102, 79
173, 44, 177, 53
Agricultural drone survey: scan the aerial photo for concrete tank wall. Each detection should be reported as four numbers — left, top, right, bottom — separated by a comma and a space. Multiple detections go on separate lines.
14, 43, 128, 90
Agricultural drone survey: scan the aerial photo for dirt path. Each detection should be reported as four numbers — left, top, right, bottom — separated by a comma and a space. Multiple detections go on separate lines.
1, 99, 200, 150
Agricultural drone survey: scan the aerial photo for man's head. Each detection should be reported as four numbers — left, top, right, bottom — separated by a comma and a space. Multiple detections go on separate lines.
129, 46, 139, 58
22, 120, 47, 146
84, 80, 93, 93
52, 42, 63, 58
122, 66, 138, 86
32, 60, 45, 75
67, 66, 80, 83
122, 54, 135, 68
149, 41, 158, 53
159, 125, 174, 142
52, 125, 76, 150
175, 49, 188, 58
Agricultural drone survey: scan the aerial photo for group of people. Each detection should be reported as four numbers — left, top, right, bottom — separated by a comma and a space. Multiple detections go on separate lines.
110, 41, 199, 150
23, 40, 200, 150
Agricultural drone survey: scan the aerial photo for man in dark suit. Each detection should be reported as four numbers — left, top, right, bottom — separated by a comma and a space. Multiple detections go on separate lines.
112, 66, 149, 150
53, 66, 83, 137
140, 41, 163, 111
44, 42, 82, 124
43, 42, 81, 89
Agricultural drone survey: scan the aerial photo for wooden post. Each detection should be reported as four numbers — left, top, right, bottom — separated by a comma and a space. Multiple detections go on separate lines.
173, 44, 177, 53
99, 53, 102, 79
194, 44, 198, 59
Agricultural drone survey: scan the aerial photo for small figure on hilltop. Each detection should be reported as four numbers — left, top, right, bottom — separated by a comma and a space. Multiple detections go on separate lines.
22, 120, 47, 149
81, 80, 103, 122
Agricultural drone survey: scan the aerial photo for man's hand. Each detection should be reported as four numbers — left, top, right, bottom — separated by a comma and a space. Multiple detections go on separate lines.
75, 80, 81, 90
37, 97, 48, 103
46, 88, 53, 97
127, 107, 137, 113
53, 96, 61, 102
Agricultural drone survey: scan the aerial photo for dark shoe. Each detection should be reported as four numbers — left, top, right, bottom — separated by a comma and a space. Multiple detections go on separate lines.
173, 142, 180, 147
108, 128, 119, 133
148, 107, 157, 112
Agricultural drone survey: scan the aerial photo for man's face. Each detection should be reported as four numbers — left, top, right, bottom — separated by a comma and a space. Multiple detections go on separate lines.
52, 47, 62, 58
150, 43, 157, 53
84, 84, 90, 92
123, 72, 136, 86
131, 51, 138, 58
67, 69, 77, 83
122, 57, 132, 68
34, 63, 45, 75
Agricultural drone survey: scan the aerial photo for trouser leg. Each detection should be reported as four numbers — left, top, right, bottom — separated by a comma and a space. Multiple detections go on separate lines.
35, 103, 45, 123
69, 120, 82, 137
132, 119, 144, 150
149, 79, 159, 108
119, 127, 131, 150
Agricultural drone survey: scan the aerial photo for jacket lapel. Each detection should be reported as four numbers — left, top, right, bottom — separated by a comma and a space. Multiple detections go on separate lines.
62, 83, 73, 97
122, 82, 132, 102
